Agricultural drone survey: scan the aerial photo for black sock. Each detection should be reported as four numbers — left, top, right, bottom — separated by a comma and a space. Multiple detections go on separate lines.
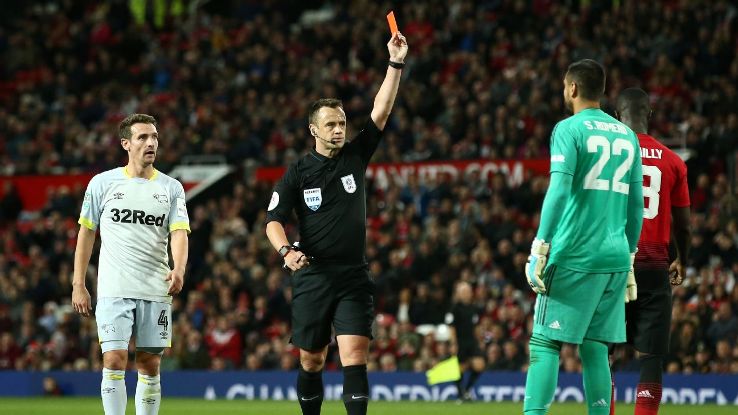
342, 364, 368, 415
297, 366, 323, 415
639, 354, 663, 384
464, 370, 481, 393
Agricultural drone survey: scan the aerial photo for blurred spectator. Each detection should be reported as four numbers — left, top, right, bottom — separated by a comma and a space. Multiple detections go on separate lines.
707, 303, 738, 347
485, 344, 505, 371
205, 316, 242, 369
0, 183, 23, 224
0, 332, 22, 370
180, 331, 211, 370
42, 376, 62, 396
379, 353, 398, 372
501, 340, 525, 371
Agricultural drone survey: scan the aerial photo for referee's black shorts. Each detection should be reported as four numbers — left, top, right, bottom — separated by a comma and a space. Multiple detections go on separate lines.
457, 341, 483, 363
290, 262, 375, 351
626, 267, 672, 355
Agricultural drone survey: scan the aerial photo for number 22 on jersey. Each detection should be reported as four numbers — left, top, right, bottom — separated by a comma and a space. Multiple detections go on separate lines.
583, 135, 635, 194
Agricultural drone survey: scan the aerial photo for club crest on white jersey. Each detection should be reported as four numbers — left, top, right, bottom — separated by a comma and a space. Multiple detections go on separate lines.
153, 193, 169, 204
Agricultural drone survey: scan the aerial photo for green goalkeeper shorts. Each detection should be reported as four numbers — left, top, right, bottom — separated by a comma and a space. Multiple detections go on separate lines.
532, 264, 627, 344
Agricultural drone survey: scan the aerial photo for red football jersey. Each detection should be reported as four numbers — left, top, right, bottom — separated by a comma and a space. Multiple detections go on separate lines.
635, 133, 690, 269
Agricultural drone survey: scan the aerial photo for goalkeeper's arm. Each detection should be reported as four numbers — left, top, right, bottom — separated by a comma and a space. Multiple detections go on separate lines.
624, 177, 644, 302
625, 179, 644, 253
536, 172, 573, 241
525, 172, 572, 293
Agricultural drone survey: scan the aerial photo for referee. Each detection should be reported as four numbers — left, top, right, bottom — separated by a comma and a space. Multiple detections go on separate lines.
446, 281, 485, 402
265, 31, 408, 415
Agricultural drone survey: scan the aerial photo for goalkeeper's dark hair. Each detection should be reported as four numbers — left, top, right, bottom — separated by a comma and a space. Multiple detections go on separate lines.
616, 88, 651, 119
566, 59, 606, 101
308, 98, 343, 125
119, 114, 157, 140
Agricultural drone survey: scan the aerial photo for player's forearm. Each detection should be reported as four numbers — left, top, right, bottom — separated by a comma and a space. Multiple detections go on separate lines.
72, 227, 96, 288
266, 221, 290, 252
672, 206, 691, 264
170, 230, 188, 272
370, 65, 403, 130
673, 227, 690, 264
536, 173, 573, 241
625, 181, 644, 253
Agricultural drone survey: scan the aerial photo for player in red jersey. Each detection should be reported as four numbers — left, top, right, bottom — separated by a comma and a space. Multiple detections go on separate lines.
613, 88, 691, 415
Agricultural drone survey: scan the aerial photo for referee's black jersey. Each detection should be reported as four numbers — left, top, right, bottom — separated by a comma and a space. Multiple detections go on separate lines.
265, 118, 382, 265
446, 303, 481, 343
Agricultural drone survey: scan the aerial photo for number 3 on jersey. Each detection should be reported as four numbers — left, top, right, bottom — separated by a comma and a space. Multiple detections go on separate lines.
642, 165, 661, 219
583, 135, 635, 194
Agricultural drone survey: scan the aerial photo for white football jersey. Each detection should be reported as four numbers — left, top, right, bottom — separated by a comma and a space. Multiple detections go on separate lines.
79, 167, 190, 303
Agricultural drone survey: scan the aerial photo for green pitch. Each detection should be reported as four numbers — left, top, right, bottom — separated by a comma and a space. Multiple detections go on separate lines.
1, 398, 736, 415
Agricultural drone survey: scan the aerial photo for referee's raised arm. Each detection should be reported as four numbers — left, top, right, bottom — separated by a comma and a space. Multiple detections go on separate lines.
370, 31, 408, 130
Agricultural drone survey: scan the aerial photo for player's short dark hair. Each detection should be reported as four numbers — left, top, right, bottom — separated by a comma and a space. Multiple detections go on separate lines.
308, 98, 343, 125
616, 88, 651, 118
565, 59, 606, 101
119, 114, 157, 140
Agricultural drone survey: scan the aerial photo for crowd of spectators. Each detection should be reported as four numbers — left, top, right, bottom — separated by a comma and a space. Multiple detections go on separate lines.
0, 0, 737, 377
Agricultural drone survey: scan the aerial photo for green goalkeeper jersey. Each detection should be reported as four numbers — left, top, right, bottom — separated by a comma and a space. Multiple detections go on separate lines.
547, 108, 643, 272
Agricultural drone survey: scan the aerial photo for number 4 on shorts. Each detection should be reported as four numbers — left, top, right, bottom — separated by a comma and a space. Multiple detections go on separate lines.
158, 310, 169, 332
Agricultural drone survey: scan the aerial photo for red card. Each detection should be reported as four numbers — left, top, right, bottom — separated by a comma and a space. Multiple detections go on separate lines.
387, 11, 398, 36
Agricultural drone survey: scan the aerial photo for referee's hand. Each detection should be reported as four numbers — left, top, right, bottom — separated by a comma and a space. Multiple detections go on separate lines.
284, 250, 310, 271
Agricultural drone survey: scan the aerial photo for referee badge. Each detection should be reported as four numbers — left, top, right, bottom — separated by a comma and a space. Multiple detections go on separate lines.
341, 174, 357, 194
268, 192, 279, 211
303, 188, 322, 211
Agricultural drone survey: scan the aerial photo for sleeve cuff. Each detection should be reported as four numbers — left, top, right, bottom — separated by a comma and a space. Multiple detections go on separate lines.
78, 217, 97, 231
169, 222, 191, 233
367, 117, 383, 133
549, 168, 574, 176
265, 216, 286, 226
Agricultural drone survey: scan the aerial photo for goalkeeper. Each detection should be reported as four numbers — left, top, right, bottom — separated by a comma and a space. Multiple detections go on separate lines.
522, 59, 643, 415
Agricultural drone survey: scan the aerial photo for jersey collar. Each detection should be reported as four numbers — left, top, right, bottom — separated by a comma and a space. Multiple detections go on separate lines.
310, 148, 339, 162
579, 107, 601, 114
122, 166, 158, 180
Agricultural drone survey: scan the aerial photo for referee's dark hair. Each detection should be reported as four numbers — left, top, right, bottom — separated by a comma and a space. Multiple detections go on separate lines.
616, 87, 651, 119
119, 113, 157, 140
308, 98, 344, 125
566, 59, 606, 101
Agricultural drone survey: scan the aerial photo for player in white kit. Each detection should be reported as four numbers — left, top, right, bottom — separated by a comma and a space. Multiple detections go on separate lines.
72, 114, 190, 415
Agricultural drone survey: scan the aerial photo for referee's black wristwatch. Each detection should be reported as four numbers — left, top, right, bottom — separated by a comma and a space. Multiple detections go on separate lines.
278, 245, 295, 258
